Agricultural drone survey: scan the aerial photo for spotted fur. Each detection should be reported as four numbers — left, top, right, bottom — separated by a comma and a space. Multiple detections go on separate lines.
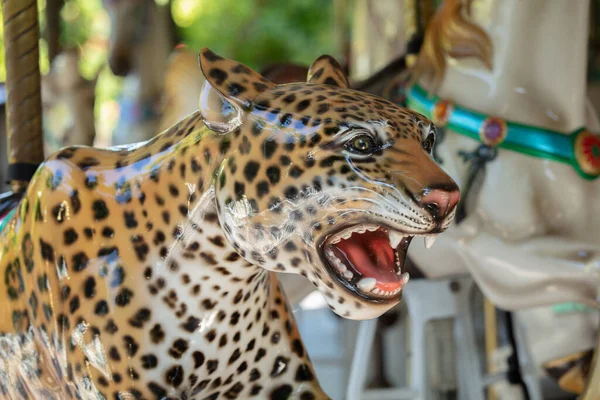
0, 48, 457, 399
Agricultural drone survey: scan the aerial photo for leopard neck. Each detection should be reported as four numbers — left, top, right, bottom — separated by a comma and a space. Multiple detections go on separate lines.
130, 111, 268, 284
112, 113, 324, 398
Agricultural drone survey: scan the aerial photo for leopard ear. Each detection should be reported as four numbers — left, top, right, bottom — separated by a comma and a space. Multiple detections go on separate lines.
307, 55, 349, 88
198, 48, 275, 133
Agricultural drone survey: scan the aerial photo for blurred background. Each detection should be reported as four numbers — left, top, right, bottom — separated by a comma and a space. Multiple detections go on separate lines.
0, 0, 349, 146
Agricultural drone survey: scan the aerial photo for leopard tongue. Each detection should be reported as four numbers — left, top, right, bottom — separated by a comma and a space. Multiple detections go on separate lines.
331, 229, 402, 290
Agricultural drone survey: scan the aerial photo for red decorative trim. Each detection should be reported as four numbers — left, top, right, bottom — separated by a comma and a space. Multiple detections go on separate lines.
575, 130, 600, 175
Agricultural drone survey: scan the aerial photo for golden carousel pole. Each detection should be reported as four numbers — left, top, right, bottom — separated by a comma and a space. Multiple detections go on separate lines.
582, 345, 600, 399
2, 0, 44, 194
581, 290, 600, 399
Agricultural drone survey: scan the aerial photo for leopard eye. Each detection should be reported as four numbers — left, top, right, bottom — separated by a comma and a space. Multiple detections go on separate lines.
422, 133, 435, 153
346, 134, 376, 154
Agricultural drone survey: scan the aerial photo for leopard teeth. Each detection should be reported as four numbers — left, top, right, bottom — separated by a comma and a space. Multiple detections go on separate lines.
330, 224, 380, 243
357, 278, 376, 292
424, 235, 437, 249
369, 287, 402, 297
341, 230, 353, 239
400, 272, 410, 284
388, 231, 404, 249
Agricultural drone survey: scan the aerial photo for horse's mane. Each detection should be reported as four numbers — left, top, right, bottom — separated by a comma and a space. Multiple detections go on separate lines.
411, 0, 493, 93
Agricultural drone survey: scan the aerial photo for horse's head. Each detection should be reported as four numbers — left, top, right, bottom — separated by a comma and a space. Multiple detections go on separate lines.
412, 0, 492, 91
102, 0, 151, 76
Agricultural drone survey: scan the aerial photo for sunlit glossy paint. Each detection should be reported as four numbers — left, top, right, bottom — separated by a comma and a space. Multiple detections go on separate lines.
0, 49, 458, 399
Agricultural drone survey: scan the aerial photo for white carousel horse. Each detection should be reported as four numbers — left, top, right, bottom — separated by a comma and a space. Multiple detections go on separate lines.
102, 0, 175, 145
405, 0, 600, 393
41, 50, 98, 154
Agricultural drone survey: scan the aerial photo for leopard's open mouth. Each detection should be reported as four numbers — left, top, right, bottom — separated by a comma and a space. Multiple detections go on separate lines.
319, 223, 437, 302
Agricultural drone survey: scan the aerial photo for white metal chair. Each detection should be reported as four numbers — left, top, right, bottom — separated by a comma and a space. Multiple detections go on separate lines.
346, 275, 543, 400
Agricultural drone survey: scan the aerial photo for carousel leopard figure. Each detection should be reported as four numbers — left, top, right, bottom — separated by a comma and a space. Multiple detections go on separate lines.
0, 49, 459, 399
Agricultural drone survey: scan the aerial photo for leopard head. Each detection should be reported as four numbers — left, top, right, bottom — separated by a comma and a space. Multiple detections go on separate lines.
199, 49, 459, 319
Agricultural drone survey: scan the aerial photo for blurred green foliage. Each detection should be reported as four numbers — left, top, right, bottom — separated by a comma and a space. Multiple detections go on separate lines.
172, 0, 338, 70
0, 0, 341, 142
0, 0, 339, 82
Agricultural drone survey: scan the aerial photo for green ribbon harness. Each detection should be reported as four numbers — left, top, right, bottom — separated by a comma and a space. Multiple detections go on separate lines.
406, 84, 600, 180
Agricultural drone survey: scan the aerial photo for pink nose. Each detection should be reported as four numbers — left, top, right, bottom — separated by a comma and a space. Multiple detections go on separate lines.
419, 188, 460, 221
